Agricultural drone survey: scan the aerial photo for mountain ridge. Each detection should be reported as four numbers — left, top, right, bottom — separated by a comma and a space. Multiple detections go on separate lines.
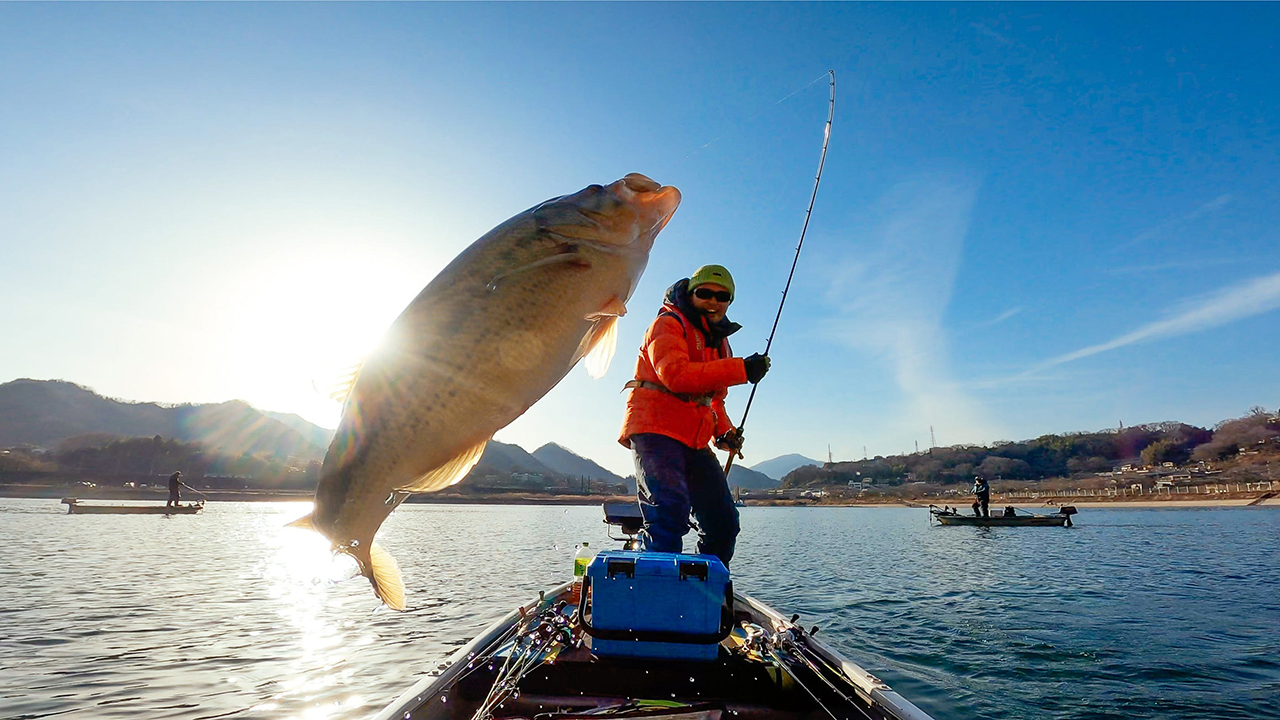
750, 453, 821, 481
727, 464, 778, 490
0, 379, 328, 462
532, 442, 625, 484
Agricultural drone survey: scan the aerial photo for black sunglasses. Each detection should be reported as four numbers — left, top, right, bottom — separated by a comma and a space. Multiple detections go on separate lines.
693, 288, 733, 302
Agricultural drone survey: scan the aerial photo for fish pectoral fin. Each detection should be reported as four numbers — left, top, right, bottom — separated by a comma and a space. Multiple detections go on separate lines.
285, 513, 314, 530
485, 252, 591, 291
575, 315, 620, 379
369, 542, 406, 611
584, 295, 628, 320
313, 361, 364, 404
396, 438, 489, 493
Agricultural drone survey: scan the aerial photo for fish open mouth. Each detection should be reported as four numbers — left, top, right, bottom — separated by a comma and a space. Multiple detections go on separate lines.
547, 174, 682, 248
615, 173, 682, 236
622, 173, 662, 193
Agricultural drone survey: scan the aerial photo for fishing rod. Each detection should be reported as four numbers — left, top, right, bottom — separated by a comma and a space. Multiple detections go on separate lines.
725, 69, 835, 476
178, 480, 208, 502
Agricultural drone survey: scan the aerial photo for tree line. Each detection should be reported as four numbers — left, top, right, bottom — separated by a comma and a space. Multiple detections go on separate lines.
0, 434, 320, 490
783, 407, 1280, 488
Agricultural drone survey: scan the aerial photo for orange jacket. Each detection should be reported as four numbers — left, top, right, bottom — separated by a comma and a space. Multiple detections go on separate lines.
619, 290, 749, 450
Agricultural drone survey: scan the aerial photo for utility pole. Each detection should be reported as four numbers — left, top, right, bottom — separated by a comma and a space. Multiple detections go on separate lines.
915, 440, 919, 454
863, 445, 868, 460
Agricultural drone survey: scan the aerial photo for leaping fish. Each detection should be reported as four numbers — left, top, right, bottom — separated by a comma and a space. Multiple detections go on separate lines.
290, 174, 681, 609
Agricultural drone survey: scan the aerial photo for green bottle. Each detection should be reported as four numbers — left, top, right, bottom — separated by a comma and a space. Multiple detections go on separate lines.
573, 542, 594, 578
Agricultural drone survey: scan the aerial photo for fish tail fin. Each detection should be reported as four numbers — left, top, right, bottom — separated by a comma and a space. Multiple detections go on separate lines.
367, 541, 406, 611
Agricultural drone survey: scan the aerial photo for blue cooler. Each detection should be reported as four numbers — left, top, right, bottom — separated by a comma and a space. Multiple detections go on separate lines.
579, 550, 733, 661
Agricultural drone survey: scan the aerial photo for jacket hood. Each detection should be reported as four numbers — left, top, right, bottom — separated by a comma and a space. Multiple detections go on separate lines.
663, 278, 742, 345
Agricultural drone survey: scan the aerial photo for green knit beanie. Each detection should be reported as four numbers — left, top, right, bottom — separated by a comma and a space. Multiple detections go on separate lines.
688, 264, 735, 299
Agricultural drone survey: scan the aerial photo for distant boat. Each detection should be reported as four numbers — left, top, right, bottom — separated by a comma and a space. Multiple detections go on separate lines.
929, 504, 1076, 527
61, 498, 204, 515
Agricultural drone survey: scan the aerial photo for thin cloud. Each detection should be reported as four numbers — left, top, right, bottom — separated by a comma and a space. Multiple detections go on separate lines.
1106, 256, 1245, 276
969, 21, 1016, 47
1036, 270, 1280, 371
820, 175, 1001, 445
979, 306, 1022, 327
1114, 194, 1233, 252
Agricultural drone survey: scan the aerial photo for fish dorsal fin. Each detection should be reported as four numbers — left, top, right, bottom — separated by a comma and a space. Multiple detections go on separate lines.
369, 541, 406, 611
579, 316, 619, 379
396, 438, 489, 493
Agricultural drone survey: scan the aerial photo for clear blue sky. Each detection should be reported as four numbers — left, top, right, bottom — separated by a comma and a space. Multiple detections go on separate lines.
3, 4, 1278, 475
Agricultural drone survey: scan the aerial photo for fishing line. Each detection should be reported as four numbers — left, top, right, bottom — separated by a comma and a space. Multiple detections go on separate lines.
681, 72, 832, 161
724, 69, 835, 476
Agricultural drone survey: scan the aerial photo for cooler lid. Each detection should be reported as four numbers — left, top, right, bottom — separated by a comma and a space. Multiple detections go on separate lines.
590, 550, 730, 582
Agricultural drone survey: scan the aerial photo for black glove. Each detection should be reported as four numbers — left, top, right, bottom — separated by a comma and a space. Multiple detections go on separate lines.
716, 428, 745, 459
743, 353, 770, 384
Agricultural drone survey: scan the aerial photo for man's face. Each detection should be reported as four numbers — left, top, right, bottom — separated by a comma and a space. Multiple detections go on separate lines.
690, 282, 732, 322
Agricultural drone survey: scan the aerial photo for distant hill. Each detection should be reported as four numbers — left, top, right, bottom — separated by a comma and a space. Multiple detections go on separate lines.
533, 443, 625, 484
728, 464, 778, 491
265, 411, 334, 450
750, 453, 821, 480
471, 440, 557, 477
0, 379, 328, 462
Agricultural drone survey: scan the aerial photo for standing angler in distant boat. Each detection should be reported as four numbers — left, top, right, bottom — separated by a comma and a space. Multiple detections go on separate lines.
619, 265, 770, 566
167, 471, 183, 508
972, 476, 990, 518
291, 174, 681, 610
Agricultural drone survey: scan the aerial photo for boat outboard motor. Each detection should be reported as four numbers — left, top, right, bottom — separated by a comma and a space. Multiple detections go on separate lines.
1057, 505, 1078, 527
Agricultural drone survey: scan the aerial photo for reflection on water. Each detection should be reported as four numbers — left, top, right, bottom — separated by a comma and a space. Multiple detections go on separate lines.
253, 503, 370, 717
1, 500, 1278, 719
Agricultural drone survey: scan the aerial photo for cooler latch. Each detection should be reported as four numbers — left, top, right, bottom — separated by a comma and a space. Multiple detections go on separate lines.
678, 560, 708, 581
606, 558, 636, 578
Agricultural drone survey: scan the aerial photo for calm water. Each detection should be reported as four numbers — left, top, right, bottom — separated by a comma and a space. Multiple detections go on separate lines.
2, 500, 1278, 720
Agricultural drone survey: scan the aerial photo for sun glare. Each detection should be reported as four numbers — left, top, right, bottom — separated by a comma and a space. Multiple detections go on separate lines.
216, 241, 429, 427
271, 503, 360, 586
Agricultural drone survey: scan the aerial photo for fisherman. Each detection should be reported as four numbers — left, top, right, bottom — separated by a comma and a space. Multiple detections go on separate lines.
972, 476, 990, 518
619, 265, 770, 566
167, 471, 183, 508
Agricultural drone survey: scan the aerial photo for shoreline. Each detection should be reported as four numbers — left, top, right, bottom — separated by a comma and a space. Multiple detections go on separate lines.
4, 484, 1277, 508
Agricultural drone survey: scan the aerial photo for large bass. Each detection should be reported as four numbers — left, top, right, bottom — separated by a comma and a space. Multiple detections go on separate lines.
291, 174, 681, 609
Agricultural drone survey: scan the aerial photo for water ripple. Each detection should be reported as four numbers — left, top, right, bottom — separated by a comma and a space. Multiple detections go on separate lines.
1, 501, 1278, 719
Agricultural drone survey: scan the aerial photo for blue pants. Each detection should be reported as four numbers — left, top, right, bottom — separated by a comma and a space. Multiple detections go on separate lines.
630, 433, 740, 566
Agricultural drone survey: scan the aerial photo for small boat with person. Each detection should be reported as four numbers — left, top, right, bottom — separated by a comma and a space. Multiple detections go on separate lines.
375, 502, 935, 720
929, 504, 1076, 527
61, 497, 205, 515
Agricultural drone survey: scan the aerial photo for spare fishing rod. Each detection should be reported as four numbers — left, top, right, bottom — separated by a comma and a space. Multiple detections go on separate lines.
725, 69, 835, 475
